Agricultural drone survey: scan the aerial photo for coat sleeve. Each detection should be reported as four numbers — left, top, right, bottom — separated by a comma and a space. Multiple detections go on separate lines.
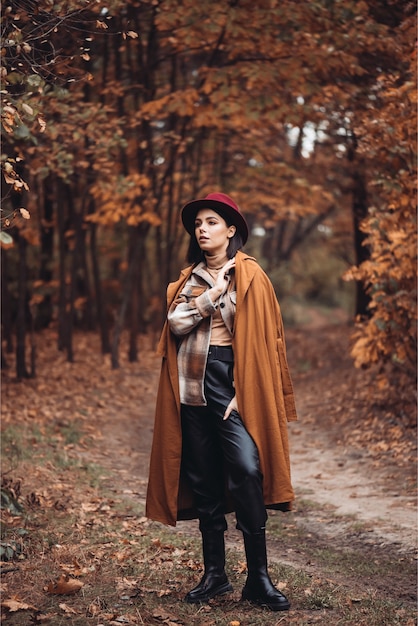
167, 285, 217, 337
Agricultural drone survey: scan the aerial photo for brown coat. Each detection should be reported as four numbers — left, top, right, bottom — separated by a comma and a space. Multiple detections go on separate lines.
145, 250, 298, 526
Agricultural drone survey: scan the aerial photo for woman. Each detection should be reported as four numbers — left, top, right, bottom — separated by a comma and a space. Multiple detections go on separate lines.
146, 192, 298, 612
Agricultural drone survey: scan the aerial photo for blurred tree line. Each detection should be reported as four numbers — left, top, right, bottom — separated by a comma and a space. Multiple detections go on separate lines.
1, 0, 416, 396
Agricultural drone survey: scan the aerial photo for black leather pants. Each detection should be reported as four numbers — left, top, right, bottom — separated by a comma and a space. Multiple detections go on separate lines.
181, 346, 267, 535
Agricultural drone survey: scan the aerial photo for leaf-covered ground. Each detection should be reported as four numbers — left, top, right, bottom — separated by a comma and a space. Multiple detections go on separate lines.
1, 321, 416, 625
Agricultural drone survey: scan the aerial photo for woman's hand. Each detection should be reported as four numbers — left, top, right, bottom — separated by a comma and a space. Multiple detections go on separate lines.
211, 258, 236, 300
223, 394, 238, 420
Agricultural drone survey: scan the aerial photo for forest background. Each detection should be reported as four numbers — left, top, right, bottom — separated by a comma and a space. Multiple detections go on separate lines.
1, 0, 416, 406
1, 2, 417, 624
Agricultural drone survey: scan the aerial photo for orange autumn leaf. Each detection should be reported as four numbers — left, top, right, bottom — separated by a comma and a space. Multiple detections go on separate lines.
46, 574, 84, 595
59, 603, 78, 614
1, 598, 37, 612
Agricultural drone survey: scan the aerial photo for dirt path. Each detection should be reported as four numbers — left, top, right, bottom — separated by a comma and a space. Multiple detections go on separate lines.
286, 324, 416, 553
289, 417, 416, 551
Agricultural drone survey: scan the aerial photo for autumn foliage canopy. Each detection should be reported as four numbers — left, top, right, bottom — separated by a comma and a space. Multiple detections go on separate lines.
1, 0, 416, 399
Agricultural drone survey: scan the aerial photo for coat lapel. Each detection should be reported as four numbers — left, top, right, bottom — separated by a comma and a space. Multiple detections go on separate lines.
234, 250, 258, 331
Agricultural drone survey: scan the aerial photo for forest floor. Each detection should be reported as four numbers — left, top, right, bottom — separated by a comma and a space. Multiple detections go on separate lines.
1, 315, 417, 625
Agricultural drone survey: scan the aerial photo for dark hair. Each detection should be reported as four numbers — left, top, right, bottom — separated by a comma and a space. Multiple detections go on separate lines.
186, 210, 244, 264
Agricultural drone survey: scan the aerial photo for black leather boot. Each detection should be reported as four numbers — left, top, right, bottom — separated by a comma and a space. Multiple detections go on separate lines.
241, 530, 290, 611
185, 530, 233, 603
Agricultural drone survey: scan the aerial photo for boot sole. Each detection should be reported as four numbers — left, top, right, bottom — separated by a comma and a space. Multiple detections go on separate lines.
242, 597, 290, 611
185, 581, 233, 603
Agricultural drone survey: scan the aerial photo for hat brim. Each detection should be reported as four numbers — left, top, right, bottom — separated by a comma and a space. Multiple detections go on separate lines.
181, 199, 248, 244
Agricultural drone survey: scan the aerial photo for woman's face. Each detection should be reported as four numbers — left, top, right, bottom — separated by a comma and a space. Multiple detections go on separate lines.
194, 209, 236, 257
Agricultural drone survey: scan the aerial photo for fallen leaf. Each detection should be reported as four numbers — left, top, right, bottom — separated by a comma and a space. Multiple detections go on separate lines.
32, 613, 58, 623
60, 559, 96, 577
87, 602, 100, 617
152, 608, 183, 622
97, 613, 117, 621
59, 602, 78, 614
46, 574, 84, 595
1, 597, 37, 612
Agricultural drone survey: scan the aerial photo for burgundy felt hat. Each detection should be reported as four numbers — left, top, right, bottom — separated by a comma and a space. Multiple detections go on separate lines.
181, 192, 249, 244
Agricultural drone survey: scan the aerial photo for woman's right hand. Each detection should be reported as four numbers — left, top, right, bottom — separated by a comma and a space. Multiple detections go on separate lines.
213, 258, 236, 297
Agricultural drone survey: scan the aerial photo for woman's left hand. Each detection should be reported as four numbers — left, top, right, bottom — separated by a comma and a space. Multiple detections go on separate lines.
223, 395, 238, 420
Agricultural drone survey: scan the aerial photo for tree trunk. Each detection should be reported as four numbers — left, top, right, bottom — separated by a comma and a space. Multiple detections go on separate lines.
352, 168, 371, 318
90, 221, 111, 354
128, 223, 151, 361
66, 188, 79, 363
78, 214, 94, 330
57, 183, 68, 352
111, 228, 136, 369
1, 249, 14, 356
16, 232, 29, 379
128, 270, 140, 363
347, 132, 371, 318
37, 176, 54, 329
